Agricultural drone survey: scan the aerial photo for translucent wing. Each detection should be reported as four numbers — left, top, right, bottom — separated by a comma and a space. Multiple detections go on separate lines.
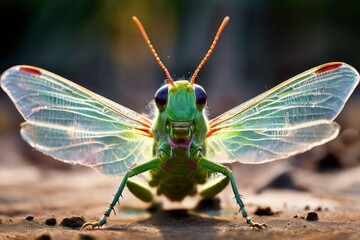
206, 62, 359, 164
1, 65, 153, 176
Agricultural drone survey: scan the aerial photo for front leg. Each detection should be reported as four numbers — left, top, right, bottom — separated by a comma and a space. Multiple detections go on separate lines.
82, 158, 161, 229
198, 158, 267, 229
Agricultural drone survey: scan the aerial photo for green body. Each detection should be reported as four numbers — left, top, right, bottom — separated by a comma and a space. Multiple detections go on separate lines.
126, 81, 229, 202
90, 80, 252, 228
148, 81, 210, 201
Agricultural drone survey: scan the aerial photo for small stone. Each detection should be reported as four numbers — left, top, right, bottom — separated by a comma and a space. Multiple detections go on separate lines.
25, 216, 34, 221
45, 218, 57, 226
79, 234, 96, 240
60, 216, 85, 228
36, 234, 51, 240
306, 212, 319, 221
254, 206, 274, 216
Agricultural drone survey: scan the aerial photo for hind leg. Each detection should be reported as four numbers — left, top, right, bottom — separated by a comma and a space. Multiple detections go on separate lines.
126, 179, 153, 202
199, 175, 229, 199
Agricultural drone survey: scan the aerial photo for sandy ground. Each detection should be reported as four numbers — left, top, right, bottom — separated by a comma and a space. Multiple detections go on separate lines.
0, 133, 359, 240
0, 167, 359, 240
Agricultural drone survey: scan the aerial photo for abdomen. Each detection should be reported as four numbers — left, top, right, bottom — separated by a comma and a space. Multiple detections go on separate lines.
149, 156, 208, 201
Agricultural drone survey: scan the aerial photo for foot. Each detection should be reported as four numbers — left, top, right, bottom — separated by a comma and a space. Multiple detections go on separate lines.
81, 216, 107, 229
246, 217, 267, 229
250, 221, 267, 229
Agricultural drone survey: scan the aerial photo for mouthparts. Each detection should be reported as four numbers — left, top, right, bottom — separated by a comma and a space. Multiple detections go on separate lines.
168, 136, 193, 148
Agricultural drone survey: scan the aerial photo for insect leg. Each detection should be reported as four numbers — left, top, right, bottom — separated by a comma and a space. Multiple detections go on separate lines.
126, 179, 153, 202
82, 158, 161, 229
198, 158, 267, 229
199, 175, 229, 199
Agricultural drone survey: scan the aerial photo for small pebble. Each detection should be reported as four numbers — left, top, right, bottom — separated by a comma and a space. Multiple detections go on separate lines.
25, 216, 34, 221
60, 216, 85, 228
36, 234, 51, 240
254, 206, 275, 216
306, 212, 319, 221
45, 218, 57, 226
79, 234, 96, 240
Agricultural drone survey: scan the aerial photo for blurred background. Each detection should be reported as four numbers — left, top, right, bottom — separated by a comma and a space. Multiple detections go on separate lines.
0, 0, 359, 195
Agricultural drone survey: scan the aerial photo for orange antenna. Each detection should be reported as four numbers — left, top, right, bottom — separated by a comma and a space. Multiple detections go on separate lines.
190, 16, 230, 85
132, 16, 175, 87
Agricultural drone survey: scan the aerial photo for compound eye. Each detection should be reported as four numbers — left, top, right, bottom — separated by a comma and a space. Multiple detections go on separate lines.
194, 84, 207, 109
154, 84, 169, 111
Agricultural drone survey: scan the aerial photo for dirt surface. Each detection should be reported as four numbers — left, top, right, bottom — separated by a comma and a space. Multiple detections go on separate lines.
0, 167, 359, 240
0, 134, 359, 240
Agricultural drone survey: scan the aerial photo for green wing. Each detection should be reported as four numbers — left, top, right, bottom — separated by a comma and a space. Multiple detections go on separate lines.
1, 65, 153, 176
206, 62, 359, 164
